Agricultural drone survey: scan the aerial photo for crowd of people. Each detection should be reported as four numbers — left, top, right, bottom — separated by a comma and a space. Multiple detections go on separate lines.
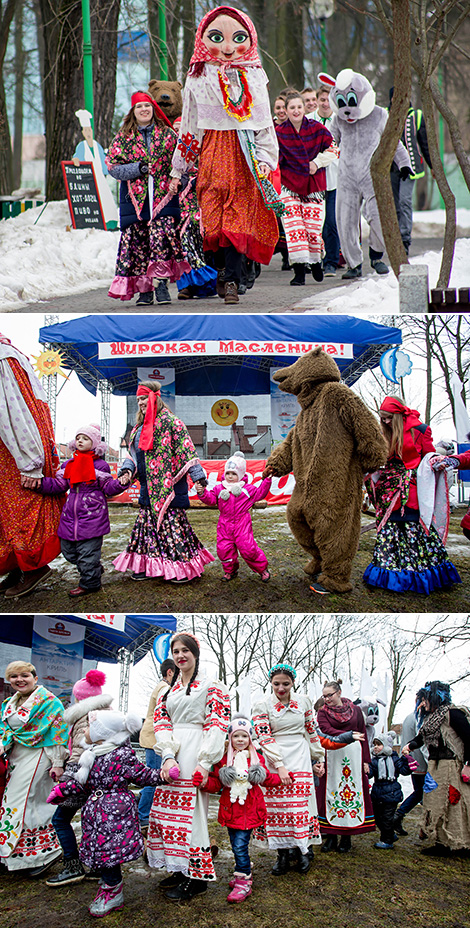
1, 645, 468, 918
98, 5, 430, 305
0, 324, 466, 599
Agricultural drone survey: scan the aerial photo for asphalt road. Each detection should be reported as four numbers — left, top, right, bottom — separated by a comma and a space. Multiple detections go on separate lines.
19, 236, 442, 315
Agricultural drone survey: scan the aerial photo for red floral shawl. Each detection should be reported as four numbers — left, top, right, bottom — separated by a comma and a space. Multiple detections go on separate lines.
106, 123, 177, 219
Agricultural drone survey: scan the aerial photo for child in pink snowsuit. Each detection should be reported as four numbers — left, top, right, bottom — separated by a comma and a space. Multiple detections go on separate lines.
195, 451, 271, 581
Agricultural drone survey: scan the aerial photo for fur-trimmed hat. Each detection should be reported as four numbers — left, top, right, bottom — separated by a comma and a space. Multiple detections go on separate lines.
225, 451, 246, 480
72, 669, 106, 701
68, 423, 107, 457
75, 710, 142, 784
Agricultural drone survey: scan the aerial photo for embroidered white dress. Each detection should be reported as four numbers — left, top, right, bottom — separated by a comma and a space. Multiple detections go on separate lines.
253, 694, 324, 853
0, 692, 66, 871
147, 676, 230, 880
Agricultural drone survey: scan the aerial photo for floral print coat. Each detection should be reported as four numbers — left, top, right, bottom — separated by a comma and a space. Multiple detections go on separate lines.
49, 743, 164, 868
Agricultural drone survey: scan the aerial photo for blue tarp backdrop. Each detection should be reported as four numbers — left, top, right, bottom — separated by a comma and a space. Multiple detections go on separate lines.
39, 314, 402, 397
0, 614, 177, 663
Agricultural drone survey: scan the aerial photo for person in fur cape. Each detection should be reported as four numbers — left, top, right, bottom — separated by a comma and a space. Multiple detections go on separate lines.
263, 348, 388, 593
46, 670, 113, 887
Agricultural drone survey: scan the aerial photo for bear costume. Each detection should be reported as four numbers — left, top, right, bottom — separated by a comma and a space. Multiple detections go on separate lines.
265, 348, 388, 593
147, 79, 183, 124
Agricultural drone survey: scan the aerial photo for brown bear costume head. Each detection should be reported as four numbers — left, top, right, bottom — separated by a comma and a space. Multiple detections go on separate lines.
273, 348, 341, 407
147, 79, 183, 123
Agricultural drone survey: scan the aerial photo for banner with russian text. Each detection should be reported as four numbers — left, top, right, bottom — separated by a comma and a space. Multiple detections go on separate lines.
108, 460, 295, 507
99, 340, 354, 360
270, 367, 301, 446
32, 616, 85, 706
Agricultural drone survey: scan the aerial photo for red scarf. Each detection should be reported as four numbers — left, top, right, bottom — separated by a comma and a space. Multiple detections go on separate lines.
63, 450, 97, 486
380, 397, 422, 468
137, 385, 161, 451
322, 697, 355, 725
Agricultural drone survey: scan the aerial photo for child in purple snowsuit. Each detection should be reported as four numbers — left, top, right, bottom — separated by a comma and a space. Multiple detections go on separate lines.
34, 424, 130, 597
196, 451, 272, 581
47, 709, 170, 917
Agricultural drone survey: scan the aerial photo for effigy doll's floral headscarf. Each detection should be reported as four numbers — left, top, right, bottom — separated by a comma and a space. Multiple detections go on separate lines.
189, 6, 262, 76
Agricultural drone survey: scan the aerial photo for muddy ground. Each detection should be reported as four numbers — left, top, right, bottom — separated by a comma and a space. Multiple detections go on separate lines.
2, 506, 469, 615
1, 806, 469, 928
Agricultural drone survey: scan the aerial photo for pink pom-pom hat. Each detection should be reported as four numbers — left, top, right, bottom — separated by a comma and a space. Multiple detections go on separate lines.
72, 669, 106, 701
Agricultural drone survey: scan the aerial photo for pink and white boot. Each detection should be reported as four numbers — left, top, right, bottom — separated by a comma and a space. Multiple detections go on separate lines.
89, 881, 124, 917
227, 873, 252, 903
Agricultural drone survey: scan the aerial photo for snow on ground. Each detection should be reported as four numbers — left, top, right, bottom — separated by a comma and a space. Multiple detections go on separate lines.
0, 200, 469, 311
300, 236, 470, 314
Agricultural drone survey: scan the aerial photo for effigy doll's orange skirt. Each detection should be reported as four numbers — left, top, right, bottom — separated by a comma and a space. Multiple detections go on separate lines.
197, 130, 278, 265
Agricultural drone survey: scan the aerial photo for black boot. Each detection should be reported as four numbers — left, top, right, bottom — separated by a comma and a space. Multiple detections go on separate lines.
295, 848, 311, 873
321, 835, 337, 853
338, 835, 352, 853
393, 811, 408, 836
271, 849, 290, 875
164, 876, 208, 901
46, 857, 85, 886
159, 872, 185, 890
290, 263, 306, 286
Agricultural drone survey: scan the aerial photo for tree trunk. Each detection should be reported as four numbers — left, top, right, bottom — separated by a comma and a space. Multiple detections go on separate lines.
419, 82, 455, 288
148, 0, 179, 82
370, 0, 410, 278
13, 1, 23, 189
90, 0, 120, 148
39, 0, 121, 200
0, 0, 18, 194
181, 0, 195, 77
429, 74, 470, 194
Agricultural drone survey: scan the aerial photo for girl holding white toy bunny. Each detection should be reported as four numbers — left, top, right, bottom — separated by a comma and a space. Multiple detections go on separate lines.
195, 716, 286, 903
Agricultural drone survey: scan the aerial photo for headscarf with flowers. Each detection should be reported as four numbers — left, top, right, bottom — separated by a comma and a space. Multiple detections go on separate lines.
129, 405, 199, 529
0, 685, 68, 752
105, 122, 177, 221
188, 6, 262, 77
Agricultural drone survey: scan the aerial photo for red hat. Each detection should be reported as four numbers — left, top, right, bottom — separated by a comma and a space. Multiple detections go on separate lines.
380, 397, 422, 468
131, 92, 174, 130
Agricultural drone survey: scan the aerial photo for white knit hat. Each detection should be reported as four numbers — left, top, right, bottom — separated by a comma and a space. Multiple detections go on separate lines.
75, 710, 142, 784
225, 451, 246, 480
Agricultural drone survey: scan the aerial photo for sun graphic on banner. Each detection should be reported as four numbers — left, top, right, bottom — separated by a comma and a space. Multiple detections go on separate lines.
32, 349, 68, 378
211, 399, 239, 427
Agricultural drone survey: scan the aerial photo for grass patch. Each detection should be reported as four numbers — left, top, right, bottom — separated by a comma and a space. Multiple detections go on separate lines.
1, 810, 468, 928
3, 507, 469, 614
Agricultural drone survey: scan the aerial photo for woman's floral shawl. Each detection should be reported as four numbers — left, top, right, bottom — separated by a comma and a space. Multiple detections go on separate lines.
106, 124, 177, 219
0, 685, 68, 753
129, 406, 199, 529
366, 458, 414, 532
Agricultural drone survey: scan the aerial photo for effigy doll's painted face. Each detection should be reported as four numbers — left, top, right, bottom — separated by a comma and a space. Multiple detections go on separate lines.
202, 14, 251, 62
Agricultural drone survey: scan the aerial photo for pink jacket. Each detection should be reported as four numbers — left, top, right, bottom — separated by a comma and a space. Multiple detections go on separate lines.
199, 476, 271, 534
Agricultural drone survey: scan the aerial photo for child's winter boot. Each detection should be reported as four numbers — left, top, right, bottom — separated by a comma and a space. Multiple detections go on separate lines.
88, 881, 124, 916
227, 873, 252, 903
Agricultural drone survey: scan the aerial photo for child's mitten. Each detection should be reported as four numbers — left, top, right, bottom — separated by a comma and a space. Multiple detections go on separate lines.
218, 765, 237, 787
407, 756, 419, 771
47, 783, 67, 804
192, 771, 203, 787
247, 764, 266, 785
169, 765, 180, 780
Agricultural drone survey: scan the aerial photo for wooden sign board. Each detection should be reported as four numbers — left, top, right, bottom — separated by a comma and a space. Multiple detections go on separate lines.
61, 161, 106, 230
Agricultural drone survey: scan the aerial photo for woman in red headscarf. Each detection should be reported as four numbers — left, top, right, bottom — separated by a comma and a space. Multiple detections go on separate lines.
106, 92, 190, 305
113, 381, 214, 582
363, 396, 460, 593
168, 6, 282, 304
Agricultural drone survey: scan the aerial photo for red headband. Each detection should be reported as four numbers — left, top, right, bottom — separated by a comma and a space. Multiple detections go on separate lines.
137, 384, 161, 451
380, 397, 422, 467
131, 92, 174, 130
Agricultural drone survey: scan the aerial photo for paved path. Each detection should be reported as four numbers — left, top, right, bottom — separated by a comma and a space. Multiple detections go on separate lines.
17, 237, 442, 314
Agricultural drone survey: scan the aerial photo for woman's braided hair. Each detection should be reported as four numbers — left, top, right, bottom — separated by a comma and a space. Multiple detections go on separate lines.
162, 634, 200, 702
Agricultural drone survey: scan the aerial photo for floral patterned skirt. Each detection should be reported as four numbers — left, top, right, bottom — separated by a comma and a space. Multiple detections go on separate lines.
113, 506, 214, 580
108, 216, 190, 300
363, 521, 461, 594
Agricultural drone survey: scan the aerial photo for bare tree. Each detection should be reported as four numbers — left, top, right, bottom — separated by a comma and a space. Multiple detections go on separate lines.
0, 0, 18, 193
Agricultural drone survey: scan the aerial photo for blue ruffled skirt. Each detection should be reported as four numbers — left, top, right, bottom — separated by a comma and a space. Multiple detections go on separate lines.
363, 522, 461, 594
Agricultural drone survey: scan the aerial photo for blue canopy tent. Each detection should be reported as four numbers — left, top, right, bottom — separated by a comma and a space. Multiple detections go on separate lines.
38, 314, 402, 395
0, 614, 177, 709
